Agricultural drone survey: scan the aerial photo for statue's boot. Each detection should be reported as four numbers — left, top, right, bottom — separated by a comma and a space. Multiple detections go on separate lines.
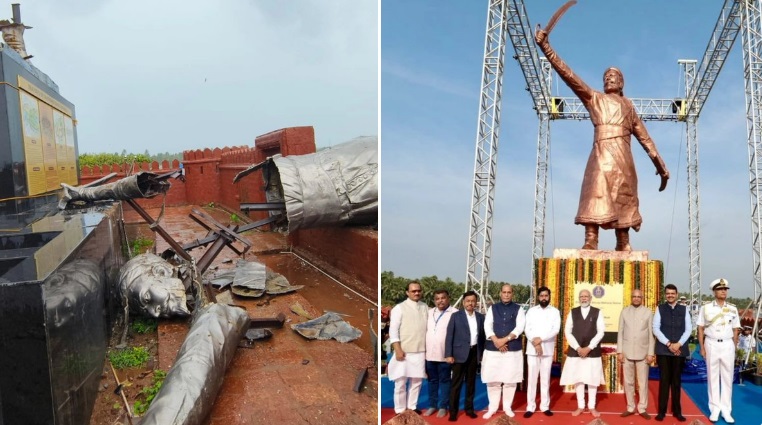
615, 228, 632, 252
581, 225, 599, 250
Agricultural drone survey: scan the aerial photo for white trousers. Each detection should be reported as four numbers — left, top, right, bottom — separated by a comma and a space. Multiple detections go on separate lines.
705, 338, 734, 416
485, 382, 517, 414
393, 377, 423, 414
574, 383, 597, 409
526, 355, 553, 412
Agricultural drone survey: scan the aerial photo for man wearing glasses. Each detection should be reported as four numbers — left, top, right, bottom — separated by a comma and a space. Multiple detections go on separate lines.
697, 278, 741, 424
616, 289, 655, 419
388, 281, 429, 414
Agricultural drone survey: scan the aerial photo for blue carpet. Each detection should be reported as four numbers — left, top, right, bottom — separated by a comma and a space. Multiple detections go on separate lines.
682, 379, 762, 425
381, 376, 490, 410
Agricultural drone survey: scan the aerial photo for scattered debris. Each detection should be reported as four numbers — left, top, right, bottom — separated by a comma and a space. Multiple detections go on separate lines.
290, 312, 362, 343
290, 302, 314, 320
301, 359, 310, 365
353, 368, 368, 393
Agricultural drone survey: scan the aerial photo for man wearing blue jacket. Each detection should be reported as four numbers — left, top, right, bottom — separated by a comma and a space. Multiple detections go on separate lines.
444, 291, 485, 422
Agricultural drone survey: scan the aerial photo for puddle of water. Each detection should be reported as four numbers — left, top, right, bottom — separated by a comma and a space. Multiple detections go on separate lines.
255, 252, 377, 354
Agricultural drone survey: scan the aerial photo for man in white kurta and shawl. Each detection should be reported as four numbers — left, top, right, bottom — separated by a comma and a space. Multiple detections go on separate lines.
388, 281, 429, 414
481, 284, 526, 419
560, 289, 605, 418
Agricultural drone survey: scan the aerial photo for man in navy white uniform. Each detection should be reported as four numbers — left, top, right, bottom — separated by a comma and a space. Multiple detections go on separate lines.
481, 284, 525, 419
697, 278, 741, 424
523, 286, 560, 418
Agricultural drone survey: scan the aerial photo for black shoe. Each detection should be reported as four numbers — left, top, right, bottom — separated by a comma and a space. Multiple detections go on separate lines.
543, 410, 554, 417
465, 411, 477, 419
655, 414, 665, 422
523, 411, 534, 418
413, 409, 422, 415
674, 414, 686, 422
448, 416, 457, 422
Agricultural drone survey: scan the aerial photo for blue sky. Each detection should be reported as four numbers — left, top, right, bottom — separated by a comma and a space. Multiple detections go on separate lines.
381, 1, 756, 298
17, 0, 377, 154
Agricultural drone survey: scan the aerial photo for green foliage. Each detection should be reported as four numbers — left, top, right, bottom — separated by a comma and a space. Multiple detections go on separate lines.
230, 213, 242, 224
133, 370, 167, 416
130, 236, 154, 257
78, 151, 181, 169
131, 317, 158, 334
678, 291, 752, 308
112, 402, 122, 411
207, 202, 216, 208
79, 152, 151, 168
381, 271, 530, 307
109, 346, 150, 370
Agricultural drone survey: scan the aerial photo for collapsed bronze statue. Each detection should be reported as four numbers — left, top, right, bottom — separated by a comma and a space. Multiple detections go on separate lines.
535, 9, 669, 252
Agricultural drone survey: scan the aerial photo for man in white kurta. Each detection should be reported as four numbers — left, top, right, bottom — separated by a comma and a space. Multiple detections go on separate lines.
388, 281, 429, 414
697, 278, 741, 424
560, 289, 605, 418
481, 284, 526, 419
523, 286, 560, 418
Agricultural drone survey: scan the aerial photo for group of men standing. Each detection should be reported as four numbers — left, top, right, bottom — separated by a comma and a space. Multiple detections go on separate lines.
387, 278, 741, 423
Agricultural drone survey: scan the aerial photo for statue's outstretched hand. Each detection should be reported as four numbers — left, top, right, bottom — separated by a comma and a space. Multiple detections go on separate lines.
535, 26, 548, 45
657, 170, 669, 192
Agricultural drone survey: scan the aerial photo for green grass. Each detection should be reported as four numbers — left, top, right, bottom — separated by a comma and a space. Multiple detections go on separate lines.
109, 346, 150, 370
133, 369, 167, 415
230, 213, 242, 224
131, 317, 158, 334
130, 236, 154, 257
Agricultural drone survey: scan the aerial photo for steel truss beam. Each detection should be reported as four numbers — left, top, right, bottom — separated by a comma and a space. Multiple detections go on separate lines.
741, 0, 762, 309
466, 0, 508, 310
549, 98, 683, 122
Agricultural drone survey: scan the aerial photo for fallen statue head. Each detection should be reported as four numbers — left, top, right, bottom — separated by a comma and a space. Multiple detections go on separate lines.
119, 253, 190, 318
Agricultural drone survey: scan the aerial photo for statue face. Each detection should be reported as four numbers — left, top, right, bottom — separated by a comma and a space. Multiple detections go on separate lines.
603, 69, 623, 94
120, 254, 190, 318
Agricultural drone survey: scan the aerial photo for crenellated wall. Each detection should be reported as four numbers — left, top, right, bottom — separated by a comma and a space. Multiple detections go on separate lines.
75, 126, 376, 293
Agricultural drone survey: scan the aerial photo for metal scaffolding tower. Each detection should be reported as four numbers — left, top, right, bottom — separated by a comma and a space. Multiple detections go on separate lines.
466, 0, 508, 310
741, 0, 762, 330
466, 0, 760, 316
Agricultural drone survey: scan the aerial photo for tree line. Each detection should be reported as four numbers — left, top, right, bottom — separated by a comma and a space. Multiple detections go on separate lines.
79, 150, 182, 169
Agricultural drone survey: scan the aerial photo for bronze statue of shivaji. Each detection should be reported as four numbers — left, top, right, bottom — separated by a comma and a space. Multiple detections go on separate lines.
534, 4, 669, 252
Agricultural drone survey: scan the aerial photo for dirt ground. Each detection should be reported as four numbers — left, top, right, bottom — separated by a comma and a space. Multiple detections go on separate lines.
89, 204, 378, 424
89, 322, 160, 425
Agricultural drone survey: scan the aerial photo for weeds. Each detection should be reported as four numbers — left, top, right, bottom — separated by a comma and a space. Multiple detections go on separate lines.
133, 369, 167, 415
131, 317, 158, 334
230, 213, 241, 224
109, 346, 150, 370
130, 236, 154, 257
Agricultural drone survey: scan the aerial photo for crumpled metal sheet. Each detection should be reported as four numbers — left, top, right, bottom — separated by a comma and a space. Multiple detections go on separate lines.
140, 303, 250, 425
291, 312, 362, 343
265, 270, 303, 294
231, 259, 266, 297
59, 172, 170, 209
276, 136, 377, 232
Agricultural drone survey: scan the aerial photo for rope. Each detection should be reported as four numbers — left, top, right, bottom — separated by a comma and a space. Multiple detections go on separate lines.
665, 124, 685, 278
